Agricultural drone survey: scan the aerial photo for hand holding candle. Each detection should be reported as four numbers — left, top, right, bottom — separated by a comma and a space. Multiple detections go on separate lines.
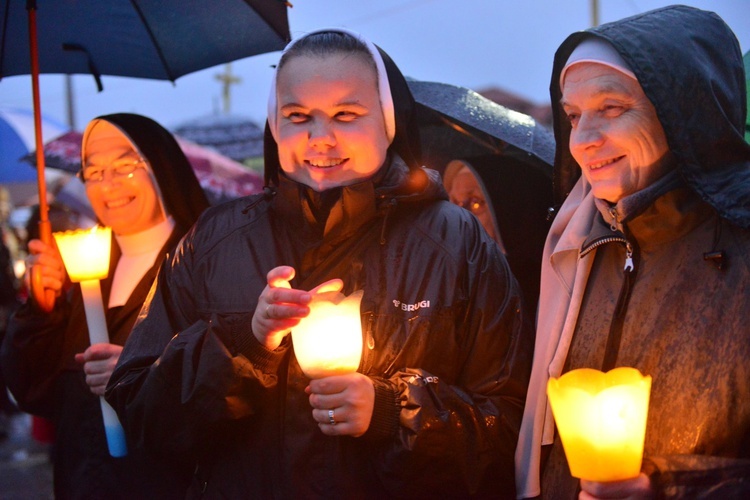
53, 226, 127, 457
546, 367, 651, 483
74, 343, 124, 396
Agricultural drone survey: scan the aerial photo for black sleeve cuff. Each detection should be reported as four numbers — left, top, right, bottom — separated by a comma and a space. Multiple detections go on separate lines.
210, 313, 289, 373
362, 376, 401, 441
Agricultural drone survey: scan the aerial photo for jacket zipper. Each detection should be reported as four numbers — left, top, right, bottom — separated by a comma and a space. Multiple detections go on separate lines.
581, 207, 637, 370
581, 236, 635, 273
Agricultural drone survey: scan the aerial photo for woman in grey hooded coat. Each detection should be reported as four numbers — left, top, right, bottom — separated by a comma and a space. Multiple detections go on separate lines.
516, 6, 750, 499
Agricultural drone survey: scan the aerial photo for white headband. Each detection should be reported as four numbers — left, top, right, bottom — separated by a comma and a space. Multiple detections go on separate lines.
266, 28, 396, 144
560, 37, 637, 87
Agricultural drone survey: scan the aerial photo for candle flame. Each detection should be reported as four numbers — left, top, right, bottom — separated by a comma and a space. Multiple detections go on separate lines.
53, 226, 112, 282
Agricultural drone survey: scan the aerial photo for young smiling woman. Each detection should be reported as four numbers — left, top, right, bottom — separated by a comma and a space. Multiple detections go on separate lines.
108, 29, 532, 499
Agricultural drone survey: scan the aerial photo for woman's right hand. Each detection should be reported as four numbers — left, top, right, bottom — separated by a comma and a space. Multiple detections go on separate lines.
251, 266, 344, 350
25, 238, 67, 298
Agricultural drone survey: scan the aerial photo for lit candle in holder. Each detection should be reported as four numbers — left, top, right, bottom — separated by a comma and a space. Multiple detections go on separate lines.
53, 226, 127, 457
292, 289, 364, 379
546, 367, 651, 482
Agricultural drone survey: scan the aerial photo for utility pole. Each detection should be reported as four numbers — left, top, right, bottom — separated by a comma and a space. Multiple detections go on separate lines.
65, 74, 76, 130
215, 63, 242, 114
591, 0, 600, 27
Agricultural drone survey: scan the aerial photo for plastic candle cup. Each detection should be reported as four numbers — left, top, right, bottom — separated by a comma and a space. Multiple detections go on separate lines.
292, 289, 364, 379
546, 367, 651, 482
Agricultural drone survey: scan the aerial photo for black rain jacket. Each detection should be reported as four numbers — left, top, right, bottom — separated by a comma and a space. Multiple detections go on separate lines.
106, 152, 533, 498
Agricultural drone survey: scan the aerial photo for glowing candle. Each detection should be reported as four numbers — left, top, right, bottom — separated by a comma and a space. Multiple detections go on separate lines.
546, 367, 651, 482
53, 226, 127, 457
292, 289, 364, 379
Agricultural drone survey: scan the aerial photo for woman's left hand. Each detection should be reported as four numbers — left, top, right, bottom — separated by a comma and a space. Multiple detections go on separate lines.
579, 474, 653, 500
74, 343, 123, 396
307, 372, 375, 437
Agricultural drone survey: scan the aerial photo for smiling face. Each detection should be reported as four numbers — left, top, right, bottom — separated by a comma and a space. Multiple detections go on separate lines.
275, 52, 390, 192
561, 63, 671, 203
82, 121, 165, 235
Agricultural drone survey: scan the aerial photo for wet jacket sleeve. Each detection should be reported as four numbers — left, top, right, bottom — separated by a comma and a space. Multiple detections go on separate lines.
0, 296, 72, 418
105, 231, 285, 458
364, 236, 533, 498
643, 455, 750, 498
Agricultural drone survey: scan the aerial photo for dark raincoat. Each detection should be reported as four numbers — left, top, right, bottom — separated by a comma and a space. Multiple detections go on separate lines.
516, 5, 750, 499
106, 40, 533, 499
1, 114, 208, 499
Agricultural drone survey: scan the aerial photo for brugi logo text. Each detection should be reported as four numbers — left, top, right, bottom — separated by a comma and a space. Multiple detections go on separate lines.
392, 299, 431, 312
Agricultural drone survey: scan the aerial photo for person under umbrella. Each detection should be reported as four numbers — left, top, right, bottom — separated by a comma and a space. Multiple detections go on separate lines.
106, 29, 532, 498
1, 113, 209, 498
443, 155, 552, 318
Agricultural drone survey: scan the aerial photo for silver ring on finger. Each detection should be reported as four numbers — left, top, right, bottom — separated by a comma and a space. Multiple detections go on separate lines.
328, 409, 336, 426
265, 304, 272, 319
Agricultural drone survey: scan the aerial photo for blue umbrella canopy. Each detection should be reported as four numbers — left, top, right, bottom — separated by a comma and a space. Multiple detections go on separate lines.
0, 0, 290, 84
0, 107, 67, 183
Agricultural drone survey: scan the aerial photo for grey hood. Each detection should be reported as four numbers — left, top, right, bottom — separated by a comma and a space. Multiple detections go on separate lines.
549, 5, 750, 228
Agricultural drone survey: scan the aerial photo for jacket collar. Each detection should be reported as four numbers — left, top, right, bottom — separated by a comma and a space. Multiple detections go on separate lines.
272, 155, 446, 244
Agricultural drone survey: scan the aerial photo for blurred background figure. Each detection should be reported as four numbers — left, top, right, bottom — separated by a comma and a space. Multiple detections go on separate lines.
443, 155, 552, 318
0, 187, 21, 440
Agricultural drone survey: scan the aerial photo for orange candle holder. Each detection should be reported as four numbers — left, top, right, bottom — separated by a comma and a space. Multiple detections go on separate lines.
547, 367, 651, 482
292, 289, 364, 379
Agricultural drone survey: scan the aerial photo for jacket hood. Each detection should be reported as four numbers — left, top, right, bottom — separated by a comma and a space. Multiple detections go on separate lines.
550, 5, 750, 228
83, 113, 209, 231
263, 30, 422, 188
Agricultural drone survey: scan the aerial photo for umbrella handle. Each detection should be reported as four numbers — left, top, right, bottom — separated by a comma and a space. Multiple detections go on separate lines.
26, 2, 55, 313
30, 219, 56, 313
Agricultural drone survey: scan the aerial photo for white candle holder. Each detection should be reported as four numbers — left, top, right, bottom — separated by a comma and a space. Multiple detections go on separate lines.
54, 226, 127, 457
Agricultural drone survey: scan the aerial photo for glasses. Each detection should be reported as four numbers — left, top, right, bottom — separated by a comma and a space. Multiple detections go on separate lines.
78, 158, 147, 183
455, 196, 487, 216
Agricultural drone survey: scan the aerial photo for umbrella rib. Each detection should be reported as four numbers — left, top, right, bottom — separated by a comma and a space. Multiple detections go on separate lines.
129, 0, 177, 82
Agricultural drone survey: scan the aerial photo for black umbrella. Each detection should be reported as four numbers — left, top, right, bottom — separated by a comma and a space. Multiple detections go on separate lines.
408, 79, 554, 174
1, 0, 290, 310
408, 79, 555, 315
1, 0, 290, 83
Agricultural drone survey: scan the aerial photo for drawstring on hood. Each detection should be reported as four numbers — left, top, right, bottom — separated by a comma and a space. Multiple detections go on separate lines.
379, 198, 398, 245
241, 186, 276, 215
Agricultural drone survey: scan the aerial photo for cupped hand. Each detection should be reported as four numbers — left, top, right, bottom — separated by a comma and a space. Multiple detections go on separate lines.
579, 474, 653, 500
26, 238, 67, 298
251, 266, 344, 350
306, 372, 375, 437
74, 343, 123, 396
